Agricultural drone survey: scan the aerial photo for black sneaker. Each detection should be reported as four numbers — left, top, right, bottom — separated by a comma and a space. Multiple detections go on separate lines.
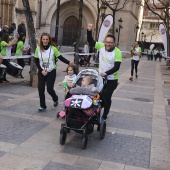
136, 75, 138, 79
3, 79, 9, 82
129, 77, 133, 81
53, 101, 58, 107
37, 107, 46, 112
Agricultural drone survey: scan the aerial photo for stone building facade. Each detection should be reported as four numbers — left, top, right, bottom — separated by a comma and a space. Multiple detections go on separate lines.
0, 0, 143, 52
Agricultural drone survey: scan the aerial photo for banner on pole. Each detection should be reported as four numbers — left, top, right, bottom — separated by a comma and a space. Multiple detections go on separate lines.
159, 23, 167, 58
98, 14, 113, 42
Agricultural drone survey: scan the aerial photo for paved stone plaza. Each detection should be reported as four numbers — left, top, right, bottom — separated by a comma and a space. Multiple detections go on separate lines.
0, 55, 170, 170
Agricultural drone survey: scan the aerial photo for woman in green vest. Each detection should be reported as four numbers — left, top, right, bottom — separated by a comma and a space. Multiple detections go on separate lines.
0, 33, 16, 82
15, 33, 28, 78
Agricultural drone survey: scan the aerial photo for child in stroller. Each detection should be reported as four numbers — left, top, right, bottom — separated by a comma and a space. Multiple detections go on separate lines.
59, 69, 107, 149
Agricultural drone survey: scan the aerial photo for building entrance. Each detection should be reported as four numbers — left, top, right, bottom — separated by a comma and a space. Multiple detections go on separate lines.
63, 16, 78, 46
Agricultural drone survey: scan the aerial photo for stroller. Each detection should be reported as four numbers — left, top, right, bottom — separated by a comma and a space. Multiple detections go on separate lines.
59, 69, 106, 149
79, 54, 90, 67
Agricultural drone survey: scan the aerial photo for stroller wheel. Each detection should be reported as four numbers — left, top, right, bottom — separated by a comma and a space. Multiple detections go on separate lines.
60, 124, 67, 145
81, 136, 88, 149
81, 128, 88, 149
56, 112, 60, 118
99, 119, 106, 139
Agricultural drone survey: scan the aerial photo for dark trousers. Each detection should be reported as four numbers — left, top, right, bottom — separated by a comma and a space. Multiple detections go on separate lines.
131, 60, 139, 77
101, 80, 118, 118
2, 59, 10, 80
17, 59, 25, 68
38, 69, 58, 109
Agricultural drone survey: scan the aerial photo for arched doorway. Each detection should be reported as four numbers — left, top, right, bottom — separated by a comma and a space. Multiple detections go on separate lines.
63, 16, 78, 46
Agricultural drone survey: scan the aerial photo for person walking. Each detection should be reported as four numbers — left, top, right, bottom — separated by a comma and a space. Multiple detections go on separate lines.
9, 23, 17, 37
34, 32, 75, 112
0, 33, 17, 82
15, 33, 29, 78
129, 41, 141, 81
87, 23, 122, 120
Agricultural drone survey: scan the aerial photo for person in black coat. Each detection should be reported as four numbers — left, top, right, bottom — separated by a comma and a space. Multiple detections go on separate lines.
0, 25, 9, 41
17, 20, 26, 36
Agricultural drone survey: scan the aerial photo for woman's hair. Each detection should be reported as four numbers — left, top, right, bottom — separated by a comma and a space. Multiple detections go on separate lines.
39, 33, 58, 51
2, 33, 9, 43
66, 65, 77, 75
18, 33, 25, 42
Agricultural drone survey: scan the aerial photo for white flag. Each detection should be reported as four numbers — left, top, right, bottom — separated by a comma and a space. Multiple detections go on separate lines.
98, 14, 113, 42
159, 24, 167, 58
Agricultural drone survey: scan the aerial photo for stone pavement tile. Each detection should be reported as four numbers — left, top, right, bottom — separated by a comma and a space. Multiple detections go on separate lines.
107, 112, 152, 133
151, 134, 170, 148
75, 156, 101, 169
152, 124, 169, 137
61, 133, 151, 169
113, 90, 154, 102
152, 117, 167, 127
1, 99, 63, 119
0, 153, 46, 170
165, 105, 170, 117
26, 120, 75, 146
134, 131, 151, 139
111, 99, 153, 115
98, 161, 125, 170
0, 95, 15, 105
106, 127, 117, 134
150, 158, 170, 170
117, 129, 134, 136
0, 141, 17, 152
0, 109, 53, 123
151, 146, 170, 163
124, 165, 149, 170
118, 85, 154, 94
0, 114, 48, 145
0, 82, 37, 95
0, 151, 6, 158
43, 162, 93, 170
52, 153, 79, 165
126, 80, 155, 88
152, 111, 166, 119
10, 139, 60, 161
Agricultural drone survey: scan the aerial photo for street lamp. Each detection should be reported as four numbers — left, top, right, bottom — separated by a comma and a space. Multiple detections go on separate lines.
141, 32, 144, 41
55, 0, 61, 44
136, 25, 139, 41
141, 32, 144, 52
117, 18, 123, 47
100, 3, 107, 21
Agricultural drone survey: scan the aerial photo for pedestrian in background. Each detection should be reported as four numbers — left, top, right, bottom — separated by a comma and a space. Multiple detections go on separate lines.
18, 20, 26, 37
15, 33, 29, 78
34, 32, 75, 112
129, 41, 141, 81
0, 25, 9, 41
0, 33, 17, 82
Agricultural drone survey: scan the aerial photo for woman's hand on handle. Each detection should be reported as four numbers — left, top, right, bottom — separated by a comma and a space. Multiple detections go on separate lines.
69, 61, 76, 66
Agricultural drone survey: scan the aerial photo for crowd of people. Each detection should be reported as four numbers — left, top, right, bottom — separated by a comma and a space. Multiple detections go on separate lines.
0, 20, 166, 121
0, 20, 28, 83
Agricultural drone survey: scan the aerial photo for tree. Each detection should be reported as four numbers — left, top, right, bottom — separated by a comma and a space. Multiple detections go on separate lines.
22, 0, 37, 86
74, 0, 84, 73
143, 0, 170, 65
101, 0, 129, 36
